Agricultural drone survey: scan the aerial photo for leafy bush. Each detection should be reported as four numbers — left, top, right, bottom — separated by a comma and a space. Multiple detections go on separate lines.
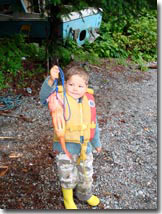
89, 8, 157, 63
0, 34, 46, 89
127, 9, 157, 61
49, 39, 100, 67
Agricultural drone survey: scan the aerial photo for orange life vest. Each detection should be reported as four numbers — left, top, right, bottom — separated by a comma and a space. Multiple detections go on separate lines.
53, 86, 96, 144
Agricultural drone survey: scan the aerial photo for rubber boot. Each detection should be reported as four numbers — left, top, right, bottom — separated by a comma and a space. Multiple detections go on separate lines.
62, 188, 77, 209
87, 195, 100, 206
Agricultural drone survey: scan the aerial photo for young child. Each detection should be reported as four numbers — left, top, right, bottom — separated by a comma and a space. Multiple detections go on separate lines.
40, 65, 101, 209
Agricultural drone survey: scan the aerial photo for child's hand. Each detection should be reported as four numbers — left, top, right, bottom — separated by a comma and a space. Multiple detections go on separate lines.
96, 147, 102, 153
50, 65, 60, 80
48, 65, 60, 86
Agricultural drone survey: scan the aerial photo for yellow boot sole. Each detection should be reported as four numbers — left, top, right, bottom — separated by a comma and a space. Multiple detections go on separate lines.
64, 201, 77, 209
87, 195, 100, 206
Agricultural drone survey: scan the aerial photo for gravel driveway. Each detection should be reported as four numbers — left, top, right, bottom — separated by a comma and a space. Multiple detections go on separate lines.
0, 59, 157, 210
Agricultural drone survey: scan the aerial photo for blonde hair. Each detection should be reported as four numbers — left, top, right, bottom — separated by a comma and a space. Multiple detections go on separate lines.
65, 66, 89, 85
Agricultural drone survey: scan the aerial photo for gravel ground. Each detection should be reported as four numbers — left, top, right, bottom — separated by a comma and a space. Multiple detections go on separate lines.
0, 59, 157, 210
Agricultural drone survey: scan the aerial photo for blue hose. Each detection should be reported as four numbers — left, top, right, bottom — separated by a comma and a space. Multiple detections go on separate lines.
0, 94, 22, 111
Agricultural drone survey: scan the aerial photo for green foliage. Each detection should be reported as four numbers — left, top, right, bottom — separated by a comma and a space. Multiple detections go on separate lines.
49, 0, 156, 64
127, 9, 157, 61
68, 40, 100, 65
102, 0, 156, 22
89, 8, 157, 63
48, 40, 72, 66
0, 34, 46, 89
0, 0, 157, 89
0, 35, 24, 88
49, 39, 100, 67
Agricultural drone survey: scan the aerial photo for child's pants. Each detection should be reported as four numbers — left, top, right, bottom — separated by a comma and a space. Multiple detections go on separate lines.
56, 152, 93, 201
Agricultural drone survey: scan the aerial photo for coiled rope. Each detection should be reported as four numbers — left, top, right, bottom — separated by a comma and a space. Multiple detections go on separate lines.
0, 94, 22, 111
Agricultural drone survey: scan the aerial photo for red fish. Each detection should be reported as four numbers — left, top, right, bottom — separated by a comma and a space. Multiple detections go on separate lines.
48, 92, 72, 159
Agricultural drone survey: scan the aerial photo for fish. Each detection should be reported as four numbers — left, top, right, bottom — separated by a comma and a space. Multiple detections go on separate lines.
48, 92, 72, 159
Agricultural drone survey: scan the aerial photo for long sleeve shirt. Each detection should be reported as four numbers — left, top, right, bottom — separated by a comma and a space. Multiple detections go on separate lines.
39, 76, 101, 155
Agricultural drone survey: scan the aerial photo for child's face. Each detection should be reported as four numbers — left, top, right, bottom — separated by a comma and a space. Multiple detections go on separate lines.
65, 74, 88, 99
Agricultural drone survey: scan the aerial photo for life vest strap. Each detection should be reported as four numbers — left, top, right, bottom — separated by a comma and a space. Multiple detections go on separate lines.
77, 142, 88, 164
66, 122, 96, 132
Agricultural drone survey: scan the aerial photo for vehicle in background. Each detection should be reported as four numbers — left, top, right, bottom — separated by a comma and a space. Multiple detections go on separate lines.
0, 0, 102, 46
